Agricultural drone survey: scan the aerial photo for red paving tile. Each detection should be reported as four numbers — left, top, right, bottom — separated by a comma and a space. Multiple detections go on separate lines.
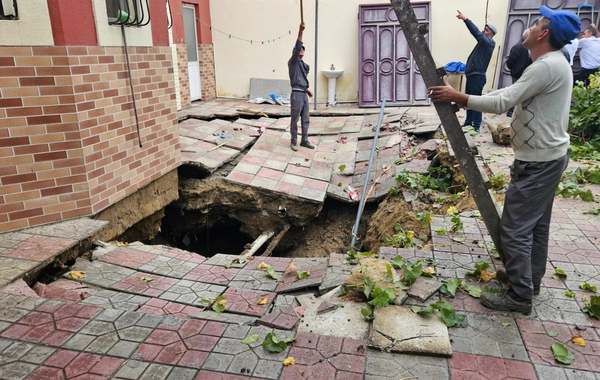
517, 319, 600, 372
304, 178, 329, 192
221, 287, 275, 316
99, 247, 156, 268
112, 273, 178, 297
275, 264, 327, 293
257, 167, 284, 181
449, 352, 536, 379
0, 235, 75, 261
281, 333, 366, 380
183, 264, 239, 285
227, 170, 255, 184
274, 182, 302, 196
285, 164, 310, 177
37, 350, 124, 379
137, 298, 203, 319
163, 248, 206, 264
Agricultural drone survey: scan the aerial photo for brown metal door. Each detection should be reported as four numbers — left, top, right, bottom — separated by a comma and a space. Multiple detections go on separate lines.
359, 2, 431, 107
499, 0, 600, 89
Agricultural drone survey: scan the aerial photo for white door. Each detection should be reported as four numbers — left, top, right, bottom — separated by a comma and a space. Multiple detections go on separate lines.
183, 5, 201, 101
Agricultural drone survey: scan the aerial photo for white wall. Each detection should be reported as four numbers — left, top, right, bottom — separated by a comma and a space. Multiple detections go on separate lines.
92, 0, 153, 47
209, 0, 510, 102
0, 0, 53, 46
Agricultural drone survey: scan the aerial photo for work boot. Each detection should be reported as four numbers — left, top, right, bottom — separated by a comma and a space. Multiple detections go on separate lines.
496, 268, 540, 295
480, 288, 532, 314
300, 141, 315, 149
290, 143, 298, 152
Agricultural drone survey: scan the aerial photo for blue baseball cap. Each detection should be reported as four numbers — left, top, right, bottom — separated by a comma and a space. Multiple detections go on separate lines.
485, 24, 497, 35
539, 6, 581, 43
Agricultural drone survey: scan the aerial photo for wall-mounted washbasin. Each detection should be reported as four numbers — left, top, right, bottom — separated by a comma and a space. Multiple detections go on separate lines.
321, 69, 344, 106
321, 69, 344, 79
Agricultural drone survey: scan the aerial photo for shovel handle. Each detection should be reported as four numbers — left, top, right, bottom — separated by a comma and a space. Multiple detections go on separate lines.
300, 0, 304, 23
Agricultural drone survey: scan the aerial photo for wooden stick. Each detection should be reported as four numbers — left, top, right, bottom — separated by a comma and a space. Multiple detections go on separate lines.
300, 0, 304, 23
236, 108, 269, 118
261, 224, 291, 258
208, 142, 226, 152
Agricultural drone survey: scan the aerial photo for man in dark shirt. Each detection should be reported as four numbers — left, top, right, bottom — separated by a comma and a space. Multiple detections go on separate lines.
505, 29, 532, 117
288, 22, 314, 151
457, 10, 496, 132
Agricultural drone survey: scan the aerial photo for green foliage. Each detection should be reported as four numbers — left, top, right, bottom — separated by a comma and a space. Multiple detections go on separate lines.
582, 295, 600, 320
411, 301, 467, 328
297, 271, 310, 280
450, 215, 463, 232
570, 142, 600, 161
363, 278, 375, 300
345, 250, 374, 264
556, 166, 600, 202
395, 167, 452, 193
241, 334, 260, 345
440, 278, 462, 297
385, 262, 396, 282
388, 187, 402, 196
490, 174, 507, 191
262, 332, 295, 353
551, 342, 575, 364
401, 259, 423, 286
416, 211, 434, 227
580, 282, 598, 292
338, 164, 347, 172
212, 295, 227, 313
569, 72, 600, 144
265, 266, 279, 280
552, 268, 567, 280
361, 306, 373, 321
467, 261, 490, 278
384, 224, 417, 248
565, 290, 576, 298
368, 287, 396, 308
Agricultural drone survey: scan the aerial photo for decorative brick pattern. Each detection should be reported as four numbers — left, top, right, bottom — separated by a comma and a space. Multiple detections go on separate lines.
199, 44, 216, 101
0, 45, 180, 233
175, 44, 191, 109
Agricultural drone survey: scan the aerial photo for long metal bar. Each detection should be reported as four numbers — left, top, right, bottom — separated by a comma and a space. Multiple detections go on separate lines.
389, 0, 504, 261
313, 0, 319, 110
122, 25, 143, 148
350, 98, 387, 249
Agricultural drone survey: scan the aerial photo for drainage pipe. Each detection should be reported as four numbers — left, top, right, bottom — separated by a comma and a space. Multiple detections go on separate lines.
350, 97, 387, 249
241, 230, 275, 260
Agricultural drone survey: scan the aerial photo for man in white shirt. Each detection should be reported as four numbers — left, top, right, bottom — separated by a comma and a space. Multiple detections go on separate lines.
574, 25, 600, 85
562, 38, 578, 65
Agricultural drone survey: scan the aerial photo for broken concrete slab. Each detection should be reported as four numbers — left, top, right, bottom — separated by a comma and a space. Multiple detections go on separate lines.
296, 296, 370, 340
318, 265, 353, 293
316, 300, 338, 314
343, 258, 407, 305
256, 305, 301, 330
368, 305, 452, 357
407, 276, 442, 302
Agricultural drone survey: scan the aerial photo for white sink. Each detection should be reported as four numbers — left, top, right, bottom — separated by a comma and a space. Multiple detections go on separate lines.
321, 69, 344, 106
321, 69, 344, 78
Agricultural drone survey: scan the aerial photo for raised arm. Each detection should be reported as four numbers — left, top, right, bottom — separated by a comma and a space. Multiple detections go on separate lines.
290, 23, 305, 61
457, 10, 486, 42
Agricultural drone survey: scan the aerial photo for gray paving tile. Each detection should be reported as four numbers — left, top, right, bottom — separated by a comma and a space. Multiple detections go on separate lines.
365, 348, 449, 380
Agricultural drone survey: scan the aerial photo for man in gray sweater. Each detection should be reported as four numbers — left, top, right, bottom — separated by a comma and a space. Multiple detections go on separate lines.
429, 6, 580, 314
288, 22, 314, 151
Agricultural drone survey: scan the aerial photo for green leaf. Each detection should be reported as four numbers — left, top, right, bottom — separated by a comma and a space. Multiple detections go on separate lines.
411, 304, 435, 314
547, 331, 559, 337
241, 334, 259, 345
582, 295, 600, 320
361, 307, 372, 320
463, 284, 482, 298
297, 271, 310, 280
501, 322, 511, 327
385, 262, 395, 282
338, 164, 347, 172
435, 228, 448, 234
551, 342, 575, 364
441, 278, 462, 297
200, 297, 212, 305
368, 288, 395, 308
391, 255, 406, 269
212, 295, 227, 313
580, 282, 598, 292
452, 236, 466, 243
402, 260, 423, 286
364, 278, 375, 299
565, 290, 576, 298
266, 266, 279, 280
433, 301, 458, 327
224, 263, 233, 269
262, 332, 288, 353
552, 268, 567, 280
454, 313, 468, 328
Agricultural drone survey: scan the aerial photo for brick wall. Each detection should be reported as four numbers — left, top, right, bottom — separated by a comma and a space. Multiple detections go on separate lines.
0, 45, 180, 233
199, 44, 216, 101
175, 44, 191, 109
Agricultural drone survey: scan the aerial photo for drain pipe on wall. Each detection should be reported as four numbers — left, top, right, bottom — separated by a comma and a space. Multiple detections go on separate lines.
121, 25, 143, 148
350, 98, 387, 249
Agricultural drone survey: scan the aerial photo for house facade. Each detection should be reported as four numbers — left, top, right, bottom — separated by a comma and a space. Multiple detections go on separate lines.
0, 0, 183, 234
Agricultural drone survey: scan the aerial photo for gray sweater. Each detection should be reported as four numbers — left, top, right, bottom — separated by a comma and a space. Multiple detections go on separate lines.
468, 50, 571, 162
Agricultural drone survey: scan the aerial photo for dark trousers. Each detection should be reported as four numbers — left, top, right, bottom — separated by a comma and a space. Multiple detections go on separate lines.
574, 67, 599, 86
464, 74, 486, 130
290, 91, 310, 145
501, 153, 569, 300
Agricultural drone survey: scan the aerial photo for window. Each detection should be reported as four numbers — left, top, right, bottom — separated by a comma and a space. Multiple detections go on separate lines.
0, 0, 18, 20
105, 0, 149, 26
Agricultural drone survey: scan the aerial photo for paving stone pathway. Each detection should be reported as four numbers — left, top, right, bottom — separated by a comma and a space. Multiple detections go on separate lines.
1, 101, 600, 379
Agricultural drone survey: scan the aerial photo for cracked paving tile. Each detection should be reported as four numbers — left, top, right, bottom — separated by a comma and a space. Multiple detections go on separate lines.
448, 312, 528, 361
98, 247, 156, 269
221, 287, 275, 317
112, 273, 179, 298
319, 265, 352, 293
183, 264, 239, 285
276, 264, 327, 293
78, 289, 151, 312
0, 235, 76, 262
433, 252, 495, 279
256, 305, 301, 330
66, 260, 135, 289
31, 349, 125, 379
203, 254, 249, 269
229, 269, 281, 292
518, 318, 600, 372
365, 348, 449, 380
160, 280, 226, 307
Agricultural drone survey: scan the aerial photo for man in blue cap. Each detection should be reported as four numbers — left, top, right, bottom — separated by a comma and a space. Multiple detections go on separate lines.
429, 6, 581, 314
456, 10, 497, 132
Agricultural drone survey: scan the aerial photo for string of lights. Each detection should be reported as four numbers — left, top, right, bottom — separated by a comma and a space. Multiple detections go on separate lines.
196, 3, 315, 45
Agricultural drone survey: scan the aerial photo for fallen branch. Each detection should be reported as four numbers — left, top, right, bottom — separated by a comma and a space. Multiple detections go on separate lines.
208, 142, 226, 152
237, 108, 269, 118
261, 224, 291, 257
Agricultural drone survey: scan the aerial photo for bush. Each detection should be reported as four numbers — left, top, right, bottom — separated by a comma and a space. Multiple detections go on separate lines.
569, 72, 600, 147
